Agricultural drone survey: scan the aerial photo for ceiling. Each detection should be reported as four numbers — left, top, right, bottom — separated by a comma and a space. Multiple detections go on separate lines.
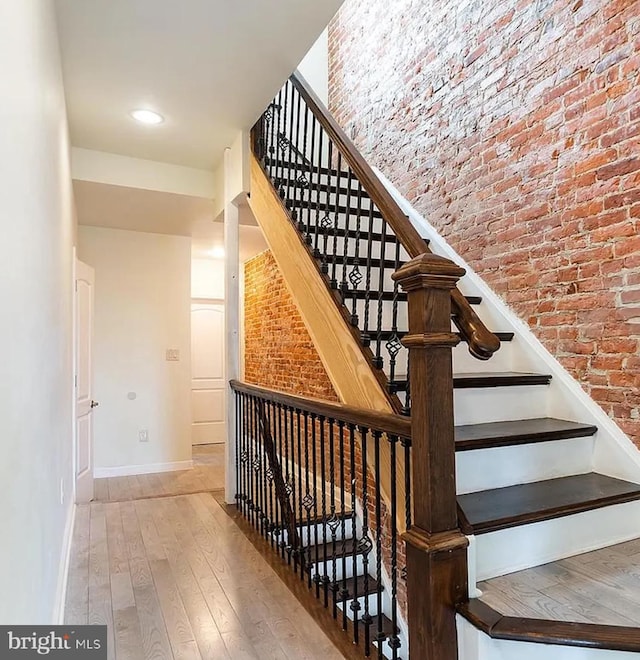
55, 0, 342, 170
74, 180, 267, 260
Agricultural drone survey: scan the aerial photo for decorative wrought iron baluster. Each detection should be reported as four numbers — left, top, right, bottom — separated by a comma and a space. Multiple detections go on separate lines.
311, 413, 320, 594
349, 181, 365, 327
337, 420, 348, 629
303, 112, 317, 243
373, 430, 384, 659
247, 395, 256, 528
320, 140, 334, 274
319, 415, 328, 601
277, 402, 287, 559
239, 393, 247, 517
296, 409, 304, 579
296, 106, 311, 238
327, 418, 339, 613
234, 391, 240, 509
374, 220, 389, 370
312, 129, 324, 258
283, 404, 292, 565
290, 87, 303, 231
362, 201, 376, 347
269, 400, 280, 550
330, 152, 343, 289
387, 239, 403, 387
360, 425, 373, 657
340, 167, 354, 295
302, 410, 313, 585
388, 434, 401, 659
251, 394, 262, 534
274, 89, 286, 198
285, 81, 296, 204
348, 423, 359, 643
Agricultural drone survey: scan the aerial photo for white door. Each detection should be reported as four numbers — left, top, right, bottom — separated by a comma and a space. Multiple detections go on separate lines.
75, 260, 95, 503
191, 302, 225, 444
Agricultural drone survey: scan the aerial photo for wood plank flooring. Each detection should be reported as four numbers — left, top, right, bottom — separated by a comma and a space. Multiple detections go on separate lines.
65, 492, 343, 659
479, 538, 640, 626
95, 445, 226, 503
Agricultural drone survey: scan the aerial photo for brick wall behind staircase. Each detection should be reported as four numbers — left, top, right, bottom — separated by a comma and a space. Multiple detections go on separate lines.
329, 0, 640, 445
244, 250, 339, 401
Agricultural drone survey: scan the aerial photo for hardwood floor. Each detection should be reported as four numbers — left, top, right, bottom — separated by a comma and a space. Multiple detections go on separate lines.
94, 445, 226, 503
65, 492, 344, 659
478, 537, 640, 626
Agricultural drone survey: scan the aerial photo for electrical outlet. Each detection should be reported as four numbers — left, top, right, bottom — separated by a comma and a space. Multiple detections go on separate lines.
165, 349, 180, 361
139, 429, 149, 443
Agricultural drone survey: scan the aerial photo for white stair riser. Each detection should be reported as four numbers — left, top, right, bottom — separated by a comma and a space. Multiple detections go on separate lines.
456, 437, 594, 494
454, 385, 548, 426
308, 555, 365, 581
471, 499, 640, 582
453, 339, 513, 373
336, 592, 381, 619
278, 521, 355, 546
458, 616, 639, 660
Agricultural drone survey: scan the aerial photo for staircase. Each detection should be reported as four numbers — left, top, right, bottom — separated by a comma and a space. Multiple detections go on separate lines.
238, 71, 640, 659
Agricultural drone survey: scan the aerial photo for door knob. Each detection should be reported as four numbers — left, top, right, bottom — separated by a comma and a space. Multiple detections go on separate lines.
90, 400, 99, 409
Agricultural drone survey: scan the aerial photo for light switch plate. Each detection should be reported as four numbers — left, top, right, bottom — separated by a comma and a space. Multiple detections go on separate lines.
165, 349, 180, 361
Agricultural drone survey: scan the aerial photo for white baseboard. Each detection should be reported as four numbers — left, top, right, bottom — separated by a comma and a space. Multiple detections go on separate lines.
53, 502, 76, 624
94, 459, 193, 478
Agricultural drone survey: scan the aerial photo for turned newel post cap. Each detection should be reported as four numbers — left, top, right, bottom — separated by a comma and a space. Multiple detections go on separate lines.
392, 253, 466, 292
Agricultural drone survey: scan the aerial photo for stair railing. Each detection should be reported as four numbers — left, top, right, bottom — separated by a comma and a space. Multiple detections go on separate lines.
231, 380, 411, 658
231, 249, 467, 660
251, 71, 500, 413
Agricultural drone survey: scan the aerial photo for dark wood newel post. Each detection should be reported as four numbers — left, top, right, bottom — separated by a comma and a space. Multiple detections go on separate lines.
392, 254, 469, 660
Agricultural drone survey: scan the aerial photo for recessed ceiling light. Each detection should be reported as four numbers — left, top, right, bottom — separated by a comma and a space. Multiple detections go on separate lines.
209, 246, 225, 259
130, 109, 164, 125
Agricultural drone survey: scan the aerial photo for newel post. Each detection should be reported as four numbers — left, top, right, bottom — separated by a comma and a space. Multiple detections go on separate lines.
392, 254, 469, 660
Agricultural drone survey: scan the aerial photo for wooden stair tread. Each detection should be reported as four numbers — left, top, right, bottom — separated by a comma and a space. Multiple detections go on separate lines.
304, 537, 364, 564
332, 574, 384, 601
389, 372, 552, 392
457, 473, 640, 534
454, 417, 598, 451
459, 599, 640, 653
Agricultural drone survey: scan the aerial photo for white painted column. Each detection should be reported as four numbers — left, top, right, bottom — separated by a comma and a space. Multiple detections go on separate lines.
224, 147, 240, 504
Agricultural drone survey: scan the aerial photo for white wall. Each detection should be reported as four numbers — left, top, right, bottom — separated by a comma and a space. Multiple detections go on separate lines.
0, 0, 75, 623
192, 257, 225, 300
78, 227, 192, 472
298, 29, 329, 105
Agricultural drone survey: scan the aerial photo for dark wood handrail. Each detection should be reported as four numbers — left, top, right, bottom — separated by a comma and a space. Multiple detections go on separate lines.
290, 70, 500, 361
230, 380, 411, 438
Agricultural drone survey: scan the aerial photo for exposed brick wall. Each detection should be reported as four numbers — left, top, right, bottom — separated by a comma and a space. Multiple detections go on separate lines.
329, 0, 640, 444
244, 250, 338, 400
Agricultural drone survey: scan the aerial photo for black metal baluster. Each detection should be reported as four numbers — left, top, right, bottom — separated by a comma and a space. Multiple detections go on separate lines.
234, 391, 240, 510
303, 112, 317, 243
278, 402, 287, 560
348, 181, 365, 327
319, 139, 334, 275
360, 426, 373, 657
286, 81, 296, 203
348, 423, 359, 643
251, 393, 261, 534
311, 413, 321, 595
296, 408, 304, 579
330, 152, 343, 289
388, 434, 401, 659
269, 400, 280, 551
340, 167, 354, 294
283, 403, 292, 566
296, 105, 311, 240
373, 430, 384, 659
402, 436, 412, 532
374, 220, 388, 371
248, 395, 256, 529
312, 129, 325, 258
387, 239, 403, 391
290, 86, 303, 231
261, 397, 270, 539
302, 410, 313, 586
362, 201, 376, 347
239, 393, 246, 518
327, 418, 338, 615
319, 415, 328, 602
274, 88, 285, 197
337, 420, 348, 629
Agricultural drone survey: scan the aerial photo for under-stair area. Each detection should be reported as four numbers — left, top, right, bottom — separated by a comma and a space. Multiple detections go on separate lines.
234, 71, 640, 660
